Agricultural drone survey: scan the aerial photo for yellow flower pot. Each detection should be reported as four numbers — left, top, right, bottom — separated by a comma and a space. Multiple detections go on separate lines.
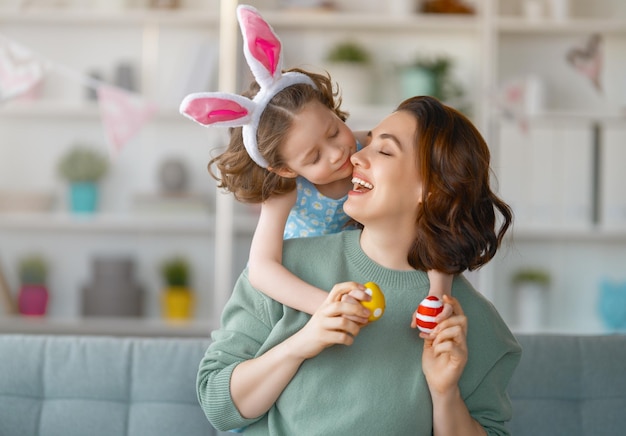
162, 287, 194, 320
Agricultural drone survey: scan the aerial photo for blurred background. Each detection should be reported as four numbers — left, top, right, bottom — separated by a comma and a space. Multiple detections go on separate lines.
0, 0, 625, 336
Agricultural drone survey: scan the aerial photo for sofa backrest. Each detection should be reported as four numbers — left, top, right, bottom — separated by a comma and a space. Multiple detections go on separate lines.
0, 335, 216, 436
508, 334, 626, 436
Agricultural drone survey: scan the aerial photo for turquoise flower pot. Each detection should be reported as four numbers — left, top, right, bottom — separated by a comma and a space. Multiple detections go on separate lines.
400, 67, 436, 100
69, 182, 99, 214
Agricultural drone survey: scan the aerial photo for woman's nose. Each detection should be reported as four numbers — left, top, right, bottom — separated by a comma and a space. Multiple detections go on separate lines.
350, 149, 365, 167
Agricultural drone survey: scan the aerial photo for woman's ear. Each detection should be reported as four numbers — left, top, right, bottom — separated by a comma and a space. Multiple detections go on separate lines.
268, 166, 298, 179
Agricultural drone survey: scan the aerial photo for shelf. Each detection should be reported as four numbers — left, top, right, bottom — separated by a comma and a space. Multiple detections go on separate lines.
0, 101, 183, 120
0, 315, 215, 337
0, 212, 259, 235
497, 17, 626, 35
0, 8, 219, 26
0, 8, 482, 31
508, 226, 626, 243
265, 11, 482, 32
0, 101, 401, 127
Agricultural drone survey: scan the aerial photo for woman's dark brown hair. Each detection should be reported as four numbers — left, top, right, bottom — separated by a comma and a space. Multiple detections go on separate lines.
208, 68, 347, 203
401, 96, 512, 274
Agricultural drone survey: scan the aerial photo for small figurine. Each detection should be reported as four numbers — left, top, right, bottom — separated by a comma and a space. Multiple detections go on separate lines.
361, 282, 385, 322
415, 295, 443, 333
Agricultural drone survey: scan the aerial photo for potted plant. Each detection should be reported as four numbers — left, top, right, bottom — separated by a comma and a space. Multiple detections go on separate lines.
324, 40, 373, 106
160, 256, 194, 320
399, 55, 465, 109
17, 254, 49, 316
511, 268, 550, 332
57, 143, 109, 214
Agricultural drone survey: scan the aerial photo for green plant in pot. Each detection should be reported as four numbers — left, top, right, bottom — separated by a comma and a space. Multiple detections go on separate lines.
17, 254, 49, 316
57, 143, 108, 214
511, 268, 551, 332
160, 256, 194, 320
325, 40, 373, 106
400, 55, 466, 110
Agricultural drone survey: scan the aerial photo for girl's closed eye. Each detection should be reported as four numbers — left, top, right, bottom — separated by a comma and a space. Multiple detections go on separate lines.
311, 151, 321, 164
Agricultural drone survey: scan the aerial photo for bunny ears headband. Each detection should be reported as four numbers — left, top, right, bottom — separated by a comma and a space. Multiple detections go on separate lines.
179, 5, 316, 168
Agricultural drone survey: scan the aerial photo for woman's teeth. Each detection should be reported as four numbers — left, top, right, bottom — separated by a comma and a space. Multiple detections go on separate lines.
352, 177, 373, 191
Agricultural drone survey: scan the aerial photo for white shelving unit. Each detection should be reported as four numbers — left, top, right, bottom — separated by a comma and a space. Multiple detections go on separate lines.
490, 0, 626, 334
1, 0, 625, 335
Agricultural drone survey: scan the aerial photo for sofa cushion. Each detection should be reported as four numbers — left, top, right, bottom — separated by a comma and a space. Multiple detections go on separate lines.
508, 334, 626, 436
0, 335, 215, 436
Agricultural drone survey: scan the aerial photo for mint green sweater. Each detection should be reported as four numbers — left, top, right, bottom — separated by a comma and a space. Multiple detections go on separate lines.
197, 230, 521, 435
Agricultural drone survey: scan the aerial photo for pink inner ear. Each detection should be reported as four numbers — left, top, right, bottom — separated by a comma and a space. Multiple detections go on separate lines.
184, 98, 248, 125
254, 37, 279, 76
240, 8, 281, 76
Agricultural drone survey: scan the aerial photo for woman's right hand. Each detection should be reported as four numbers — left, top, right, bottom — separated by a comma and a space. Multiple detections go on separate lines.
291, 282, 371, 360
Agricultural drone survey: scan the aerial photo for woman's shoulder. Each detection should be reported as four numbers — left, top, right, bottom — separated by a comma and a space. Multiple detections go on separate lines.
454, 275, 521, 354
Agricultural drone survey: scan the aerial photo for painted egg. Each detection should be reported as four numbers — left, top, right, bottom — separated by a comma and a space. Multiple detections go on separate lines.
361, 282, 385, 322
415, 295, 443, 333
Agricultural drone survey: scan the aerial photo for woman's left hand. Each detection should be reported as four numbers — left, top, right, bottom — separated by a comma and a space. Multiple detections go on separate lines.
420, 295, 468, 396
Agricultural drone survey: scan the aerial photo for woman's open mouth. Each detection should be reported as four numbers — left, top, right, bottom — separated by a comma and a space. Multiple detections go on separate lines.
351, 177, 373, 192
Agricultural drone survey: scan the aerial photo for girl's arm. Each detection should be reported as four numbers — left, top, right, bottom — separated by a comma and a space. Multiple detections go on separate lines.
248, 190, 327, 314
428, 269, 454, 321
427, 270, 453, 300
230, 283, 369, 418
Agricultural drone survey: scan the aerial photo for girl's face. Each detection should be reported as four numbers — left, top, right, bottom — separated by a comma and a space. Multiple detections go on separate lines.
344, 110, 423, 226
274, 100, 356, 185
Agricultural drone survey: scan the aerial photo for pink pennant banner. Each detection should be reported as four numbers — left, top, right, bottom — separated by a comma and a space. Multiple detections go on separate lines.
0, 39, 44, 101
97, 85, 157, 155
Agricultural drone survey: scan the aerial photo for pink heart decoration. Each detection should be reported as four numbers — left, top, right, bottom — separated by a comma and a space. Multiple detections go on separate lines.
566, 34, 602, 92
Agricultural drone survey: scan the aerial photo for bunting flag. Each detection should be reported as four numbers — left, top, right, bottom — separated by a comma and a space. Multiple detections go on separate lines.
0, 34, 158, 155
97, 85, 158, 156
0, 38, 44, 101
566, 33, 603, 92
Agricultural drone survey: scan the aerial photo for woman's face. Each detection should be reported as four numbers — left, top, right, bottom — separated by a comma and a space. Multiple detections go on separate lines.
274, 100, 356, 185
344, 110, 423, 226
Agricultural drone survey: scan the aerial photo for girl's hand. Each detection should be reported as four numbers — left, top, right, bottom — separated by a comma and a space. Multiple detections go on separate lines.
420, 295, 468, 396
291, 282, 370, 360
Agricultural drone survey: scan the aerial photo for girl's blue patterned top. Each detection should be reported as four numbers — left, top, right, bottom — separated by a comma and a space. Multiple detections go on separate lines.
283, 141, 362, 239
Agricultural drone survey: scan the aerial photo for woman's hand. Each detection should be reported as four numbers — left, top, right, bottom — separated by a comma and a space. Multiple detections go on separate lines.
291, 282, 370, 360
420, 295, 468, 396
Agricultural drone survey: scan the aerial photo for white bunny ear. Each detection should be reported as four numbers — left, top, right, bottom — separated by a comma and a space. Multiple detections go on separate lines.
237, 4, 283, 88
179, 92, 255, 128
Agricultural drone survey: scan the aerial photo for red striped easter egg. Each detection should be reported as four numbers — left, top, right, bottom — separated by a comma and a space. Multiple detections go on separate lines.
415, 296, 443, 333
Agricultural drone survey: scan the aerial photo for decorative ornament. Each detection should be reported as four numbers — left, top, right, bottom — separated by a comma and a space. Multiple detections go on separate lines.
361, 281, 385, 322
415, 295, 443, 333
0, 38, 44, 102
566, 33, 603, 92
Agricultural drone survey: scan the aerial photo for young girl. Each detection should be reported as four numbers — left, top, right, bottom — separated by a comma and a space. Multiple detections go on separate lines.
180, 4, 452, 323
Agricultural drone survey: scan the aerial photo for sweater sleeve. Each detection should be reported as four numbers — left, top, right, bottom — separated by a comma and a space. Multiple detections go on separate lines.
196, 270, 274, 432
465, 346, 522, 436
455, 277, 523, 436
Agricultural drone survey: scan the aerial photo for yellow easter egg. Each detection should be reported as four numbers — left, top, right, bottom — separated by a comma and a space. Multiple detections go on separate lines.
361, 281, 385, 322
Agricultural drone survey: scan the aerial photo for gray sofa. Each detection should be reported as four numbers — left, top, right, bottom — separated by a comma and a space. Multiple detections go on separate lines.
1, 333, 625, 436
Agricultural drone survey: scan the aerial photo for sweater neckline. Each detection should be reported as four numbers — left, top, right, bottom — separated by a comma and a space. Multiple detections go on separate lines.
343, 230, 430, 290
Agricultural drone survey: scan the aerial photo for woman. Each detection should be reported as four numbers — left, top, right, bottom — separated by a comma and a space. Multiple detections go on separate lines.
197, 96, 521, 435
